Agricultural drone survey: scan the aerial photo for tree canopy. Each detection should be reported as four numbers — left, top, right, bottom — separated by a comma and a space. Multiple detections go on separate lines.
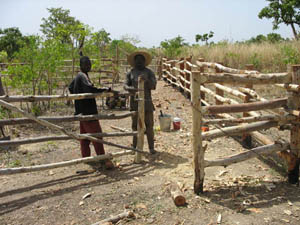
258, 0, 300, 40
0, 27, 24, 60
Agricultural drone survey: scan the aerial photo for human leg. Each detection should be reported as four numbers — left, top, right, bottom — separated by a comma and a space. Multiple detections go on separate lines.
80, 121, 91, 157
131, 113, 138, 148
145, 111, 156, 154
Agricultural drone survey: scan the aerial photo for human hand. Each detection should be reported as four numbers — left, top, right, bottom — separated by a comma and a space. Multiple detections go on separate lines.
139, 74, 148, 81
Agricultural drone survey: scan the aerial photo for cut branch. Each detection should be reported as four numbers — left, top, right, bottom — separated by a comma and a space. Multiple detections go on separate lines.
0, 150, 132, 175
0, 100, 145, 154
205, 142, 289, 167
0, 92, 114, 103
195, 72, 291, 85
0, 112, 137, 126
202, 121, 279, 140
202, 98, 287, 115
0, 132, 137, 147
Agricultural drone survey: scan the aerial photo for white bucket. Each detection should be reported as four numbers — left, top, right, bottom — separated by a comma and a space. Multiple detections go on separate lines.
159, 114, 172, 132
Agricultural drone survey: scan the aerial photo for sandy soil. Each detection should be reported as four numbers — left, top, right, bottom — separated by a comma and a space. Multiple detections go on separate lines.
1, 80, 300, 225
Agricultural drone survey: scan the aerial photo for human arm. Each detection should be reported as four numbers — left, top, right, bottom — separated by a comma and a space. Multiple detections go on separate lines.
143, 69, 156, 90
124, 71, 138, 92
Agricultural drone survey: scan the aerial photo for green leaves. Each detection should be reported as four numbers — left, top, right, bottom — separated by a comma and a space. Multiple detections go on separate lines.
160, 36, 188, 58
195, 31, 214, 45
259, 0, 300, 39
0, 27, 24, 60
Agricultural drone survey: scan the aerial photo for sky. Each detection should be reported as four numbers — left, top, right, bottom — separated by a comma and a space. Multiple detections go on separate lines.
0, 0, 293, 47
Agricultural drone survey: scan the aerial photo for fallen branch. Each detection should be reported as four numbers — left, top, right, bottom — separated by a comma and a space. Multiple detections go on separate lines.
91, 210, 135, 225
110, 126, 130, 132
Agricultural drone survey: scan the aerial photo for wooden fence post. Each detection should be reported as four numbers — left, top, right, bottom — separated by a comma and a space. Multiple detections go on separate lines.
288, 65, 300, 184
198, 58, 206, 102
242, 64, 254, 147
192, 65, 204, 194
215, 62, 224, 105
135, 77, 145, 163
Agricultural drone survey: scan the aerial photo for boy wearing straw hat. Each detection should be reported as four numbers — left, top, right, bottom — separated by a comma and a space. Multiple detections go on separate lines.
124, 51, 157, 154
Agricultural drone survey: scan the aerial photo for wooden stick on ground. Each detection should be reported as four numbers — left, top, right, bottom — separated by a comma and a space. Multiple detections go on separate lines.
0, 100, 145, 154
110, 126, 130, 132
91, 210, 135, 225
169, 182, 186, 206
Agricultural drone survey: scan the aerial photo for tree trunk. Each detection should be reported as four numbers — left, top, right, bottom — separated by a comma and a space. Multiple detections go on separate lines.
291, 23, 299, 40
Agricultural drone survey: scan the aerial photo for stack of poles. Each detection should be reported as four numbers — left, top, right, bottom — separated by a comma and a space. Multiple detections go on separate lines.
0, 85, 146, 175
160, 58, 299, 194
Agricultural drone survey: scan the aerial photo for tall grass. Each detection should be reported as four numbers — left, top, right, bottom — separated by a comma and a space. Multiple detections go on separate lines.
180, 40, 300, 72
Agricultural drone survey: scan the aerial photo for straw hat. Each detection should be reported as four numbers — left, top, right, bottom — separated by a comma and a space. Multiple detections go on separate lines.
127, 51, 152, 67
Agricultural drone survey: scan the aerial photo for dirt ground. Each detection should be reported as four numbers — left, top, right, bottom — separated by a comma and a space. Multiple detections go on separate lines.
1, 80, 300, 225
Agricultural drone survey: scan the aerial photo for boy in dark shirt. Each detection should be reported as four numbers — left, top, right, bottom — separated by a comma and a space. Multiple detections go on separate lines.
69, 56, 114, 169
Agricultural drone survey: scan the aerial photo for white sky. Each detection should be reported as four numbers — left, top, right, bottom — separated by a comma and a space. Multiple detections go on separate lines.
0, 0, 293, 47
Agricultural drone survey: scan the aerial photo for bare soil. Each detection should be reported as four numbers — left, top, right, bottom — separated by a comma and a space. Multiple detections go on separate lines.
1, 80, 300, 225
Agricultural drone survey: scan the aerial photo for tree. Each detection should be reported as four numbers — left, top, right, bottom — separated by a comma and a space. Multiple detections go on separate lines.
0, 27, 24, 60
195, 31, 214, 45
267, 32, 284, 42
92, 29, 111, 58
258, 0, 300, 40
160, 36, 188, 58
41, 7, 91, 77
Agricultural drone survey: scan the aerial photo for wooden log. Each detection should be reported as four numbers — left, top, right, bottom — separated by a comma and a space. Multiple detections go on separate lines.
205, 142, 289, 167
91, 211, 135, 225
135, 77, 145, 163
213, 83, 247, 99
192, 65, 205, 194
196, 61, 259, 75
0, 92, 114, 103
276, 84, 300, 92
0, 112, 137, 126
203, 114, 294, 125
195, 72, 291, 85
0, 132, 137, 147
202, 121, 279, 140
288, 65, 300, 184
202, 98, 287, 115
201, 86, 238, 104
110, 126, 130, 132
169, 182, 186, 206
0, 150, 132, 175
0, 100, 145, 154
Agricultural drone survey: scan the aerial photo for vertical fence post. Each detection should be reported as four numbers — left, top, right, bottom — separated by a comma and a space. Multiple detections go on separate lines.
241, 64, 254, 147
215, 62, 223, 105
198, 58, 205, 102
135, 77, 145, 163
158, 57, 163, 80
288, 65, 300, 183
192, 65, 204, 194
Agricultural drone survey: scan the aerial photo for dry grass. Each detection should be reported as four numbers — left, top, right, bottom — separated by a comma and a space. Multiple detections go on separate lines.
180, 40, 300, 72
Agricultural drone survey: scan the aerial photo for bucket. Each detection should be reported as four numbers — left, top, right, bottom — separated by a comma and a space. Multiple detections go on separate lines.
173, 117, 181, 130
159, 114, 172, 132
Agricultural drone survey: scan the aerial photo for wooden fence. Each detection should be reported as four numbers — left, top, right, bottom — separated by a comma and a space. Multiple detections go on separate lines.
0, 78, 146, 175
160, 57, 300, 194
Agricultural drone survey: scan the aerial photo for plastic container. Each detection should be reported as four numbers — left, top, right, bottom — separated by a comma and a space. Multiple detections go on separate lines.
173, 117, 181, 130
159, 114, 172, 132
